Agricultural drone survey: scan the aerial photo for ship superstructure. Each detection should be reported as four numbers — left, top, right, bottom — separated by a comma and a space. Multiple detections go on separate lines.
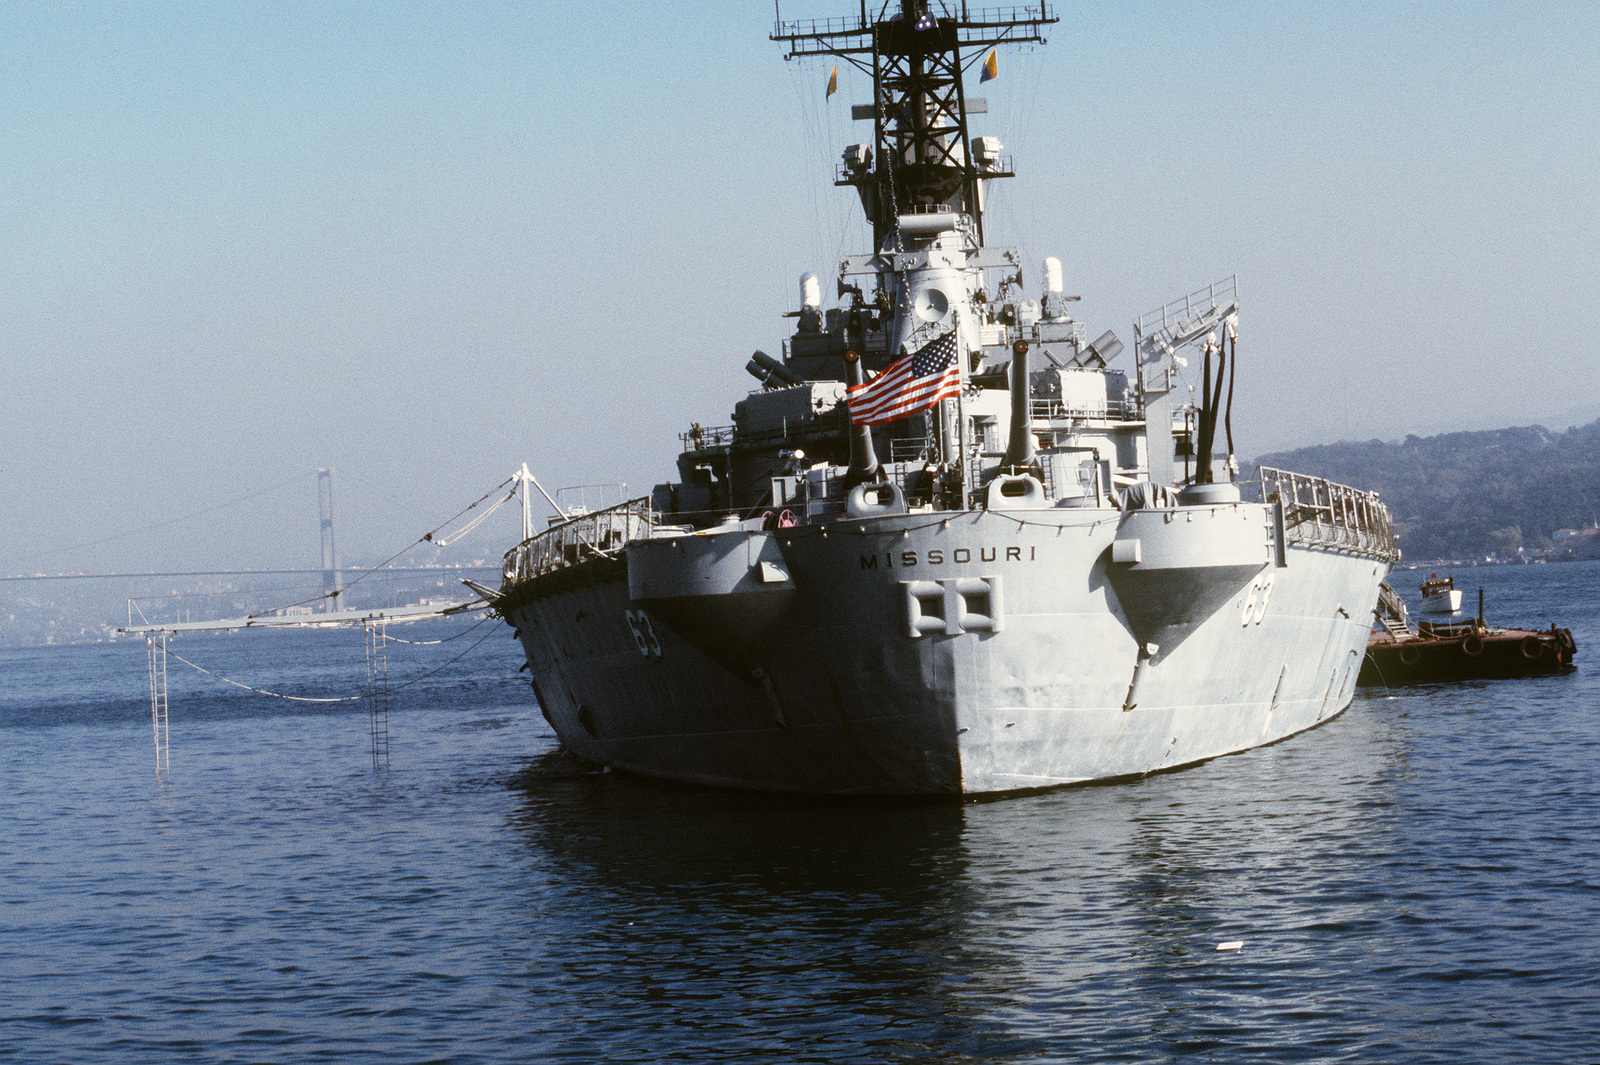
493, 3, 1398, 795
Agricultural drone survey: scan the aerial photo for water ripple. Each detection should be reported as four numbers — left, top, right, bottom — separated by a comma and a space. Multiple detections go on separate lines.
1, 573, 1598, 1062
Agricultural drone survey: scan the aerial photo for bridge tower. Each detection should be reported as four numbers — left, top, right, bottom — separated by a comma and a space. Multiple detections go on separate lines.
316, 467, 341, 613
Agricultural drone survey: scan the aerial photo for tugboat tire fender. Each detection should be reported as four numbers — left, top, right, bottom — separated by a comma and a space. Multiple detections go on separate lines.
1520, 636, 1545, 660
1398, 645, 1421, 666
1461, 634, 1485, 657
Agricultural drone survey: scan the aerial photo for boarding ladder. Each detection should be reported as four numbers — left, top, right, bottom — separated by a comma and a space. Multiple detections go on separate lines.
146, 632, 169, 776
365, 620, 390, 768
1374, 580, 1412, 638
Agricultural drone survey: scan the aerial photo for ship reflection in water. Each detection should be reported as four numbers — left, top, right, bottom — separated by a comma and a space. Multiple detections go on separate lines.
505, 704, 1404, 1060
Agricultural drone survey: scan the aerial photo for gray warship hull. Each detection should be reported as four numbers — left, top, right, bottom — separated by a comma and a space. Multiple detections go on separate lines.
503, 492, 1390, 796
493, 4, 1399, 797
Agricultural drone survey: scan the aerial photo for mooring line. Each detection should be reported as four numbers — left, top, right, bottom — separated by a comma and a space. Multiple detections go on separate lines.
165, 622, 502, 704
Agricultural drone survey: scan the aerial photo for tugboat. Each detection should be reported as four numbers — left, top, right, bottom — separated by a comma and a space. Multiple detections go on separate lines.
1419, 572, 1463, 614
490, 3, 1399, 795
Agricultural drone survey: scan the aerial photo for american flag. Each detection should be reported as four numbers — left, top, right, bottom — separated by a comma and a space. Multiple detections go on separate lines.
847, 332, 961, 425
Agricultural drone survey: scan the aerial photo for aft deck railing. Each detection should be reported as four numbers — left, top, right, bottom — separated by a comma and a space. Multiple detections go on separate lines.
502, 497, 655, 583
1029, 397, 1142, 422
1254, 466, 1399, 561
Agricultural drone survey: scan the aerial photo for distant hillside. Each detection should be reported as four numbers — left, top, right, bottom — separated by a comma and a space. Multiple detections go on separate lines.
1252, 420, 1600, 561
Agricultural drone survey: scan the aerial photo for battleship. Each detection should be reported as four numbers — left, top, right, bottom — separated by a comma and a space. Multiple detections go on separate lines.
490, 2, 1399, 795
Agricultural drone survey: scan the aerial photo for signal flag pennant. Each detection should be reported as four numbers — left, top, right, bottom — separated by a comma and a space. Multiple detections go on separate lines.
826, 63, 838, 99
980, 49, 998, 83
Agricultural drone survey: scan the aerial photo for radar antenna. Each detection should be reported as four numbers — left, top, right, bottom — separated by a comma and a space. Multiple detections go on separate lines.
773, 2, 1056, 248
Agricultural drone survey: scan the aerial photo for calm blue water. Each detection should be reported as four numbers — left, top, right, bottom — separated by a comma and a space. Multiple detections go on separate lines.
2, 564, 1597, 1063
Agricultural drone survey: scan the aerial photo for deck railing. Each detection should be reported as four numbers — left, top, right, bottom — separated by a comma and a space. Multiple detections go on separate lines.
1254, 466, 1399, 561
774, 5, 1056, 49
680, 424, 735, 452
502, 497, 655, 584
1029, 397, 1142, 422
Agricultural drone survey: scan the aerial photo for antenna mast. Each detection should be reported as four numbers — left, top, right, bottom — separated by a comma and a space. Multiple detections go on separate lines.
773, 2, 1056, 248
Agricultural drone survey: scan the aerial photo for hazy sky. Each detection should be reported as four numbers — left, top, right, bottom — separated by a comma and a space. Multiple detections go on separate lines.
4, 1, 1596, 574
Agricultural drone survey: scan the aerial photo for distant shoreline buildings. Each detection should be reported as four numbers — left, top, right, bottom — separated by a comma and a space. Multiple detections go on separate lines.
1552, 525, 1600, 561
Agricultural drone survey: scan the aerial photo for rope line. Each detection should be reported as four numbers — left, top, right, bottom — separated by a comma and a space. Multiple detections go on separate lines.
130, 568, 494, 607
165, 619, 502, 703
771, 510, 1121, 541
424, 476, 519, 543
379, 614, 494, 645
167, 649, 366, 703
377, 625, 501, 694
248, 474, 516, 618
430, 489, 517, 546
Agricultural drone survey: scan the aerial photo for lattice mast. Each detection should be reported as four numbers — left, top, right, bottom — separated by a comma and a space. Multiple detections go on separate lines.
773, 2, 1055, 249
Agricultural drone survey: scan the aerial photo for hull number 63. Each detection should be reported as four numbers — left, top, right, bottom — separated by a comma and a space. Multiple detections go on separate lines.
1240, 573, 1274, 626
626, 610, 662, 658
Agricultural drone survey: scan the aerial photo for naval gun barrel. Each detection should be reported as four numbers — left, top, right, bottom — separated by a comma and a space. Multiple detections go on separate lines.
1002, 339, 1039, 472
746, 349, 803, 388
843, 350, 881, 487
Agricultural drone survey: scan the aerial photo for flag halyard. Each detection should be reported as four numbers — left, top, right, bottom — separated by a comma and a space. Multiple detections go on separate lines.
848, 332, 962, 425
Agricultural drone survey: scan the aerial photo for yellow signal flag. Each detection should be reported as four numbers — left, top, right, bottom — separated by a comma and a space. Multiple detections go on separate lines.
980, 49, 998, 83
827, 63, 838, 99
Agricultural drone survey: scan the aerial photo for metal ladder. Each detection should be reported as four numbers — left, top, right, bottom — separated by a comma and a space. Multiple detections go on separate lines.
146, 632, 169, 776
365, 620, 390, 767
1374, 579, 1412, 637
1376, 613, 1411, 638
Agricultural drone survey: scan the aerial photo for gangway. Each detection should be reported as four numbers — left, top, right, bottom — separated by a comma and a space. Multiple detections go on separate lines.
113, 461, 563, 775
120, 601, 488, 773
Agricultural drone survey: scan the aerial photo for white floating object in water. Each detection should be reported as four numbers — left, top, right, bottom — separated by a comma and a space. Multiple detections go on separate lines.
1216, 941, 1243, 952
